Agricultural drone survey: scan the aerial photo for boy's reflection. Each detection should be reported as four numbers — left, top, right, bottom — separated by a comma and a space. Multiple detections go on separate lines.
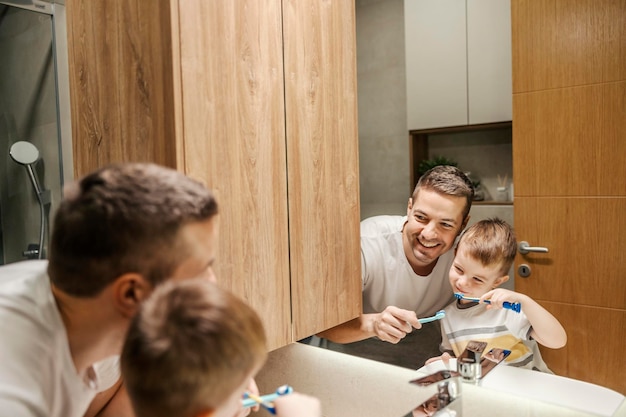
411, 395, 439, 416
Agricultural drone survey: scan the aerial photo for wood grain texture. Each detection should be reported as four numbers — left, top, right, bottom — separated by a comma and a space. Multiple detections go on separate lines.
513, 81, 626, 197
173, 0, 292, 349
515, 197, 626, 310
512, 0, 626, 93
512, 0, 626, 394
536, 302, 626, 394
66, 0, 177, 176
283, 0, 362, 339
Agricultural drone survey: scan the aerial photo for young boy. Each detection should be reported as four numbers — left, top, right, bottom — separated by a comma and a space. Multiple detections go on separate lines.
430, 218, 567, 372
121, 278, 321, 417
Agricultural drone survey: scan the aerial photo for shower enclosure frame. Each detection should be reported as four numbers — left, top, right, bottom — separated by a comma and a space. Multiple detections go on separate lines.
0, 0, 73, 262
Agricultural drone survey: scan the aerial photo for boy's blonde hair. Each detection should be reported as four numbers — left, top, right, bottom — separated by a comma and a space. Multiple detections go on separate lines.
458, 218, 517, 276
121, 278, 267, 417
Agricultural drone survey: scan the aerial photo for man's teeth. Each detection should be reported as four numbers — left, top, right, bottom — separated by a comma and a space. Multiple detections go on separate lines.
418, 238, 438, 248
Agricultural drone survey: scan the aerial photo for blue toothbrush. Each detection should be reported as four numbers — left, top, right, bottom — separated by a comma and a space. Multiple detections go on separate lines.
454, 292, 521, 313
242, 385, 293, 414
418, 309, 446, 324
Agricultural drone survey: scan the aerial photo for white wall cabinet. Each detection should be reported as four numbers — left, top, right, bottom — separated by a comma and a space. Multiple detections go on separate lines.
404, 0, 512, 130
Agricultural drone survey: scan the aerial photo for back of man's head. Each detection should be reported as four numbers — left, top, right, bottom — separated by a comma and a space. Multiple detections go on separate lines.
48, 163, 218, 297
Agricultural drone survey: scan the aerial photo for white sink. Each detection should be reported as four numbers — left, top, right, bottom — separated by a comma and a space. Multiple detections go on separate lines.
416, 359, 625, 417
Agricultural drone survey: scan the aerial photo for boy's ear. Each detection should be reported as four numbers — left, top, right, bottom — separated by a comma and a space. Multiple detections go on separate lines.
112, 274, 152, 318
493, 275, 510, 288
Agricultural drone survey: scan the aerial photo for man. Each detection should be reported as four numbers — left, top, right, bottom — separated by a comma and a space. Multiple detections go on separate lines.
316, 165, 473, 367
0, 163, 219, 417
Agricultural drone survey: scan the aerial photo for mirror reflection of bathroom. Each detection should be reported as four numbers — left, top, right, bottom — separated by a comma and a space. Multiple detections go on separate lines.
307, 0, 514, 369
0, 3, 67, 264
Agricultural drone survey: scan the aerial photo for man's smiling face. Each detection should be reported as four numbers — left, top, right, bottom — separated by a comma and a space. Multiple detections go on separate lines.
402, 188, 467, 275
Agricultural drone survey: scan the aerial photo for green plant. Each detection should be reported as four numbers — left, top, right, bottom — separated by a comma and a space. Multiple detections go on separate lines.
417, 156, 458, 178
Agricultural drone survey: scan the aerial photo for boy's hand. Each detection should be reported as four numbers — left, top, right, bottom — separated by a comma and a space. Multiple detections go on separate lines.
481, 288, 524, 309
274, 392, 321, 417
424, 351, 453, 366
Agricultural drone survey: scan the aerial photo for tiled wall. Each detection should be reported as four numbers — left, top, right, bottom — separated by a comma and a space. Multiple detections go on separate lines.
356, 0, 513, 220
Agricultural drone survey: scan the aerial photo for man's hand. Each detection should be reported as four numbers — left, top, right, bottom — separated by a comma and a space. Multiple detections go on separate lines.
370, 306, 421, 344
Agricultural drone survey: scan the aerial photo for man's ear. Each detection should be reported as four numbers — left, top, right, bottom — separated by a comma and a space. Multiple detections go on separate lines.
112, 274, 152, 318
407, 197, 413, 215
493, 275, 510, 288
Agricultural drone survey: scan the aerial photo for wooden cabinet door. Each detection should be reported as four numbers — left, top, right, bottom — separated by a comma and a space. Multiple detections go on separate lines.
512, 0, 626, 394
282, 0, 362, 340
172, 0, 292, 350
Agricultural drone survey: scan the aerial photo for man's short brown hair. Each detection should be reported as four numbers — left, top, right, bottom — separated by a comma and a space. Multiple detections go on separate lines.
48, 163, 218, 296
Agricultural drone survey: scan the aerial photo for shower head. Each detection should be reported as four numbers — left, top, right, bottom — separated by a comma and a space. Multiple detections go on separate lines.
10, 141, 40, 166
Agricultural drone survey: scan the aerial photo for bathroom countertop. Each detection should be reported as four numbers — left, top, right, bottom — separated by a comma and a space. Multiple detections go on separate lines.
255, 342, 626, 417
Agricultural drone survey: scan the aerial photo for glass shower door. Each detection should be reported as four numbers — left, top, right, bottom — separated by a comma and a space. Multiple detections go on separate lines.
0, 1, 71, 264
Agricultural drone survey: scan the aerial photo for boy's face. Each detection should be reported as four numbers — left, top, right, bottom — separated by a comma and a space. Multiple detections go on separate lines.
449, 243, 508, 301
171, 216, 219, 284
403, 188, 467, 273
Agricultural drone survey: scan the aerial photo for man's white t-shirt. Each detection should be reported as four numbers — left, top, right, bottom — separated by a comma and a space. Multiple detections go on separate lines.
0, 260, 120, 417
360, 215, 455, 317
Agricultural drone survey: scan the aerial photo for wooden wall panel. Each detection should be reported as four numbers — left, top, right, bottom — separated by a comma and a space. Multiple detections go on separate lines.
66, 0, 177, 176
515, 197, 626, 310
537, 302, 626, 393
512, 0, 626, 393
512, 0, 626, 93
283, 0, 362, 339
513, 81, 626, 197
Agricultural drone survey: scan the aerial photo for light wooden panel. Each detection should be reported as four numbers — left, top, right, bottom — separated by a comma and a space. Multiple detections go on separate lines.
283, 0, 362, 339
537, 302, 626, 394
512, 0, 626, 93
66, 0, 177, 176
173, 0, 291, 349
515, 197, 626, 310
513, 81, 626, 197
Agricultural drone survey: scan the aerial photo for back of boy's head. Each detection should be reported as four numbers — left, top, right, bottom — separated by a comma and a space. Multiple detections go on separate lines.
458, 218, 517, 276
121, 278, 268, 417
413, 165, 475, 221
48, 162, 218, 297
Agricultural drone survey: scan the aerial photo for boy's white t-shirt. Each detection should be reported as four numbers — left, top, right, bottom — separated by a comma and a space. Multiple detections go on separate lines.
0, 260, 120, 417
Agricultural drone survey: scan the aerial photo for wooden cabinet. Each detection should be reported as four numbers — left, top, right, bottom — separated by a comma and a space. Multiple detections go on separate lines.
66, 0, 361, 350
404, 0, 512, 130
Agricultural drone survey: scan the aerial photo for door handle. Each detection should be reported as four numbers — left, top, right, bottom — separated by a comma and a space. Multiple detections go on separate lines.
518, 241, 549, 255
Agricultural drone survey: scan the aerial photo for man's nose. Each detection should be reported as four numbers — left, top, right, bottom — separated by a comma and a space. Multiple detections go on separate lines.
421, 222, 438, 239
